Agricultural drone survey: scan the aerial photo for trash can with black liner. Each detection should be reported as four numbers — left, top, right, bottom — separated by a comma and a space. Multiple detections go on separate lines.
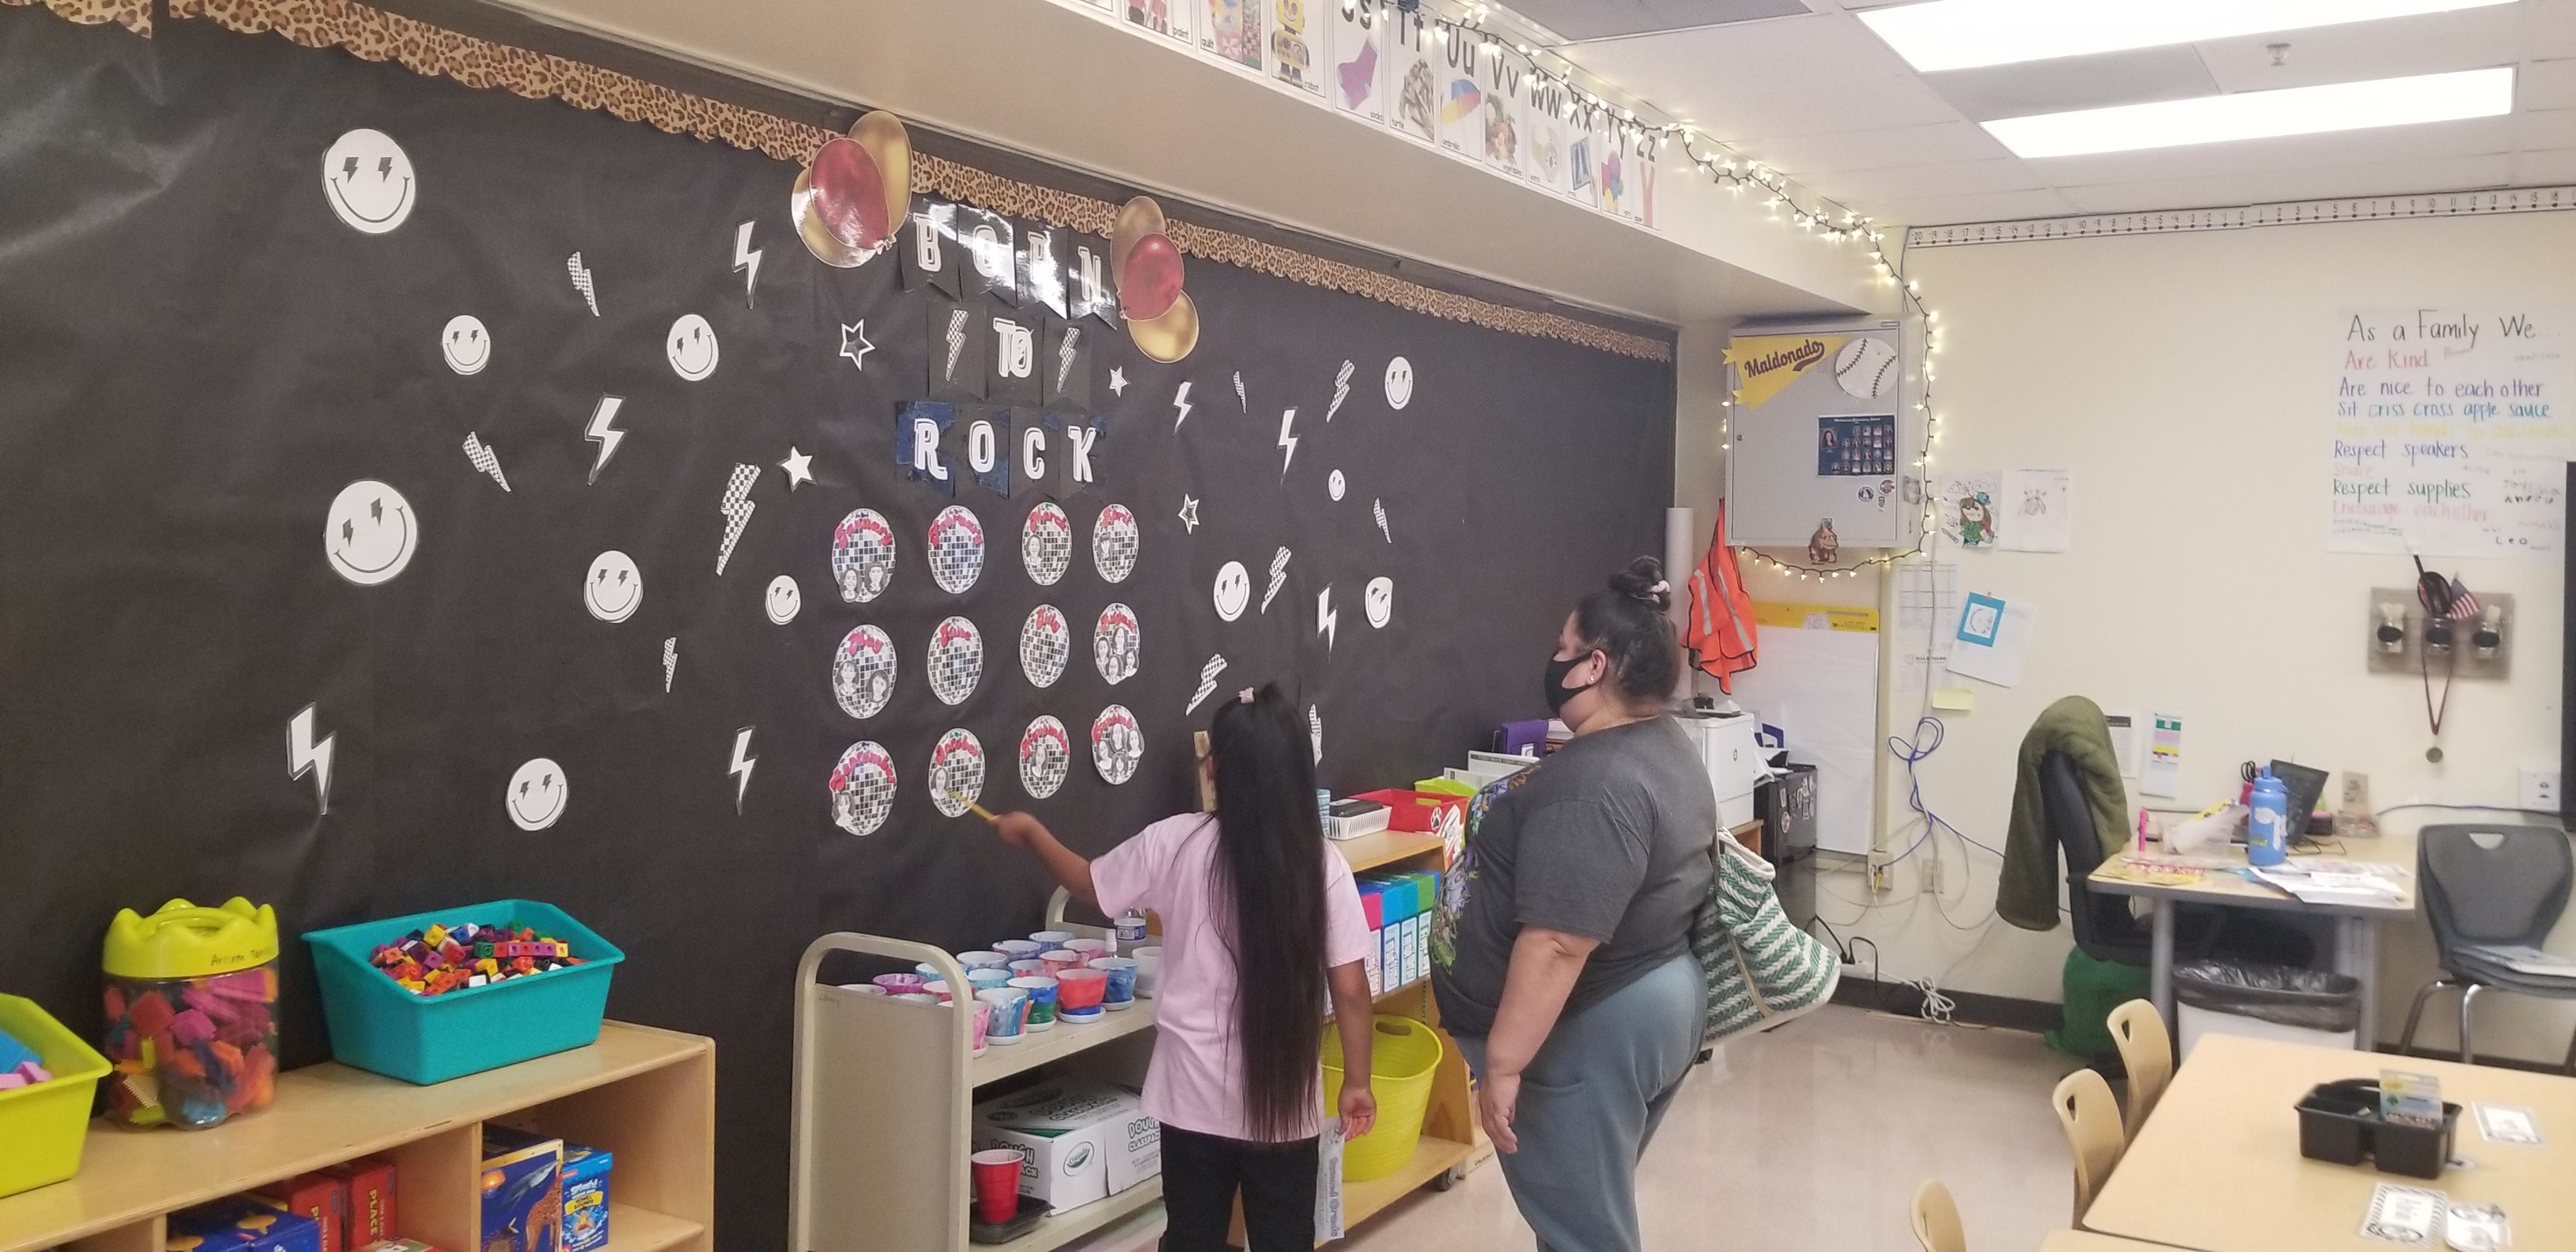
2172, 961, 2363, 1059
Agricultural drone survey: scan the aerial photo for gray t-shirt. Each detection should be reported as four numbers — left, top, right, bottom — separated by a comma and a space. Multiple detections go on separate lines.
1432, 716, 1716, 1039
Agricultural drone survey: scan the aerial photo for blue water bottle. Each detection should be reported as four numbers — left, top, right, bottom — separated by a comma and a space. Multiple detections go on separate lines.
2247, 768, 2291, 867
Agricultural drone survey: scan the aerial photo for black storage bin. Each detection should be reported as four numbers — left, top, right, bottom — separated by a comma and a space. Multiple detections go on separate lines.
2295, 1078, 2462, 1180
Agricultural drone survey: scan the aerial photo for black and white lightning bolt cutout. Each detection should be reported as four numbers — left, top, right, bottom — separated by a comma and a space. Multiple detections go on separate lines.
1317, 586, 1338, 649
728, 726, 757, 813
583, 396, 626, 484
289, 704, 336, 815
1170, 381, 1194, 432
733, 222, 762, 308
1276, 408, 1299, 480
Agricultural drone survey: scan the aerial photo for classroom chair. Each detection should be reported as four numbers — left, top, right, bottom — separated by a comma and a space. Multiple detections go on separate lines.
2104, 999, 2171, 1140
2398, 824, 2576, 1072
2051, 1068, 2125, 1224
1909, 1179, 1966, 1252
2042, 753, 2315, 972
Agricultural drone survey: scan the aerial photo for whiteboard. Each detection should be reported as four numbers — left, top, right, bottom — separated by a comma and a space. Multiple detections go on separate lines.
1728, 622, 1878, 855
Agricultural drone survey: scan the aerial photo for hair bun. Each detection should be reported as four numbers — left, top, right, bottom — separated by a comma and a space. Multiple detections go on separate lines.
1609, 556, 1671, 612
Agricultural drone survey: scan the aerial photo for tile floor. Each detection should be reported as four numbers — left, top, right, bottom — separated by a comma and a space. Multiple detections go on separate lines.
1340, 1005, 2086, 1252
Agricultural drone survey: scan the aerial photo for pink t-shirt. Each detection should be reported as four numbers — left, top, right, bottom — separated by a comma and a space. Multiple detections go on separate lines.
1092, 812, 1373, 1142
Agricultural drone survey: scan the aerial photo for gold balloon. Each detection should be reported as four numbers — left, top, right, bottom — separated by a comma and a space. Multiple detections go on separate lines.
1127, 290, 1199, 364
848, 111, 912, 237
789, 161, 869, 268
1110, 196, 1168, 287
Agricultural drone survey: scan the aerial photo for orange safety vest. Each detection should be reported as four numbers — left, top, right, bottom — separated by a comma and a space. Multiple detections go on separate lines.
1684, 503, 1758, 692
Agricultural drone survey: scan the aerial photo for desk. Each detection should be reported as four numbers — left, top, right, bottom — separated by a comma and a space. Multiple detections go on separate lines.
2039, 1233, 2167, 1251
2084, 1034, 2576, 1251
2086, 831, 2415, 1048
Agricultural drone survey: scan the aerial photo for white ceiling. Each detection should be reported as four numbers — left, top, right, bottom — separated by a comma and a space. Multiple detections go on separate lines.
1528, 0, 2576, 225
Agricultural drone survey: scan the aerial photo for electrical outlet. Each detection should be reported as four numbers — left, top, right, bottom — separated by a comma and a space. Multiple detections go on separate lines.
2340, 771, 2372, 814
1921, 857, 1944, 895
2519, 769, 2560, 812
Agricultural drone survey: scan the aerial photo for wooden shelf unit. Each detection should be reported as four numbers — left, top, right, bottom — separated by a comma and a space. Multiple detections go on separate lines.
0, 1021, 714, 1252
791, 833, 1477, 1252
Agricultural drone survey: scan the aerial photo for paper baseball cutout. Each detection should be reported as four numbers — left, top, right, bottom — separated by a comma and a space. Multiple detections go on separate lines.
1364, 576, 1393, 628
828, 740, 897, 836
927, 615, 984, 706
324, 480, 418, 587
1020, 716, 1071, 799
1092, 705, 1142, 785
1095, 603, 1141, 685
1021, 502, 1072, 586
583, 550, 644, 623
667, 313, 719, 381
1020, 605, 1070, 688
928, 504, 986, 596
765, 575, 802, 625
927, 728, 986, 819
833, 625, 897, 719
1385, 356, 1414, 410
440, 315, 490, 376
321, 129, 415, 234
1835, 337, 1900, 400
1213, 562, 1251, 621
1093, 504, 1140, 583
505, 757, 567, 832
832, 509, 897, 603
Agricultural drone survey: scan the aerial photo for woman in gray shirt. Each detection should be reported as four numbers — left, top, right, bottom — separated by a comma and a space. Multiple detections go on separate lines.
1432, 556, 1714, 1252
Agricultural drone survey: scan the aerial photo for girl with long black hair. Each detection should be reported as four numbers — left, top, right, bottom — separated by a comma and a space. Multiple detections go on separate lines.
991, 683, 1377, 1249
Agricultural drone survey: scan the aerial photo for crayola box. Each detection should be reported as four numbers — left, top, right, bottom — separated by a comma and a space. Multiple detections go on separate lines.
477, 1127, 564, 1252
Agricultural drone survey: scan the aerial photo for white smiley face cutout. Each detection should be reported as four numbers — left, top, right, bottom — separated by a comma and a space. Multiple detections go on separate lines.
440, 315, 490, 376
322, 129, 416, 234
505, 757, 567, 832
324, 480, 418, 586
765, 575, 802, 625
1328, 470, 1346, 501
1213, 561, 1251, 622
583, 550, 643, 623
1384, 356, 1414, 410
1365, 576, 1393, 628
667, 313, 719, 381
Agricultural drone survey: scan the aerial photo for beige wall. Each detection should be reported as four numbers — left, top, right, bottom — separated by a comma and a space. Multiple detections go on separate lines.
1688, 211, 2576, 1065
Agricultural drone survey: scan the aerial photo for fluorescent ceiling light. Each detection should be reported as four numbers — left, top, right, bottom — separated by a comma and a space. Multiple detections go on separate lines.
1984, 67, 2514, 157
1859, 0, 2517, 73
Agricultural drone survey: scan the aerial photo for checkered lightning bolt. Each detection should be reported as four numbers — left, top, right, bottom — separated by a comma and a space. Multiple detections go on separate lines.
1327, 360, 1354, 422
662, 638, 677, 693
1262, 547, 1291, 613
1186, 654, 1228, 715
1055, 326, 1082, 394
566, 253, 598, 316
943, 308, 970, 380
717, 463, 760, 575
462, 433, 510, 491
1374, 497, 1391, 543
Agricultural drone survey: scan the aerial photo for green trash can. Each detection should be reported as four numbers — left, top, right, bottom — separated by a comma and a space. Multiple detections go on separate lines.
2044, 948, 2149, 1061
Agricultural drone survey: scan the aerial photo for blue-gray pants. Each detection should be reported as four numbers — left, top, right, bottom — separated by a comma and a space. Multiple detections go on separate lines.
1456, 955, 1705, 1252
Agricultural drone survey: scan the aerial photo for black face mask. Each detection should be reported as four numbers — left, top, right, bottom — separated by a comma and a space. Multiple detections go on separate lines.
1543, 651, 1597, 716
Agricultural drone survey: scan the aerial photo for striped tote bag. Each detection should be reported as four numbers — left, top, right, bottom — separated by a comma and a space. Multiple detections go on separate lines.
1694, 828, 1840, 1047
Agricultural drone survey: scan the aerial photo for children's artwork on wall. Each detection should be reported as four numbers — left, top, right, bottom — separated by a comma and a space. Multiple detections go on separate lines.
1938, 471, 2000, 547
0, 10, 1674, 1248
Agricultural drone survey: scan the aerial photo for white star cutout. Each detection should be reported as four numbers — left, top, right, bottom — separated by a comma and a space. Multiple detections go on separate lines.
779, 447, 814, 489
1178, 495, 1199, 533
1107, 367, 1128, 397
838, 322, 874, 371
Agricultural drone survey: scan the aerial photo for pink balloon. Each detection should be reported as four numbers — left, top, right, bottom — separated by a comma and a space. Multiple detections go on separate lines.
810, 138, 890, 251
1120, 233, 1184, 321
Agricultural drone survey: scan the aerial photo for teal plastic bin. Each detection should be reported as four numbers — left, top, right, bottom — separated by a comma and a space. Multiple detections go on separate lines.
304, 900, 623, 1084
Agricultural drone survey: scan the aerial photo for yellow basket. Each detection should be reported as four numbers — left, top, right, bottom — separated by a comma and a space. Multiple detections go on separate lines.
1322, 1014, 1444, 1182
0, 993, 112, 1198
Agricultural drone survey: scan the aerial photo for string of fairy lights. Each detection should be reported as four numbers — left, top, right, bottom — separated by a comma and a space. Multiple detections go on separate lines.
1336, 0, 1948, 583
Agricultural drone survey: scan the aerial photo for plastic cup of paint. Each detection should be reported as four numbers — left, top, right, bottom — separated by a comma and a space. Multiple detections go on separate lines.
873, 973, 927, 996
924, 979, 955, 1003
993, 939, 1044, 962
1132, 947, 1162, 998
965, 969, 1013, 995
1063, 937, 1113, 960
1008, 977, 1059, 1030
969, 1003, 993, 1055
972, 1148, 1026, 1225
1090, 957, 1139, 1009
978, 988, 1030, 1045
1040, 949, 1082, 976
839, 983, 890, 997
956, 950, 1010, 971
892, 992, 939, 1005
1028, 930, 1077, 948
1008, 959, 1050, 978
1055, 968, 1108, 1023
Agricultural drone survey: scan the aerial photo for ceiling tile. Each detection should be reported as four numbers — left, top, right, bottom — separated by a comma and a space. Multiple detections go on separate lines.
2055, 154, 2514, 214
1925, 47, 2221, 123
1508, 0, 1815, 45
1736, 121, 2013, 175
1872, 188, 2083, 227
2516, 107, 2576, 149
1566, 12, 1921, 112
2525, 60, 2576, 111
1667, 74, 1965, 141
2193, 7, 2527, 94
2529, 0, 2576, 61
2022, 116, 2515, 187
1826, 158, 2046, 200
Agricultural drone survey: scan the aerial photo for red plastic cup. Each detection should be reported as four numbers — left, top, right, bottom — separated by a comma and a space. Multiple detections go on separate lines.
1055, 967, 1108, 1014
971, 1148, 1024, 1224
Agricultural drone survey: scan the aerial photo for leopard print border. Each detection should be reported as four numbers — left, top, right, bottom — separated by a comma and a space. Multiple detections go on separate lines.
1, 0, 148, 35
116, 0, 1670, 360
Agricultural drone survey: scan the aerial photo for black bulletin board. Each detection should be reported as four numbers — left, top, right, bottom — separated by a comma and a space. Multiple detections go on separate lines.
0, 11, 1674, 1248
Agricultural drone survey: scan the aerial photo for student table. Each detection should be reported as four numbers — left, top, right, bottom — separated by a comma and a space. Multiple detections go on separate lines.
2086, 831, 2415, 1048
2084, 1033, 2576, 1251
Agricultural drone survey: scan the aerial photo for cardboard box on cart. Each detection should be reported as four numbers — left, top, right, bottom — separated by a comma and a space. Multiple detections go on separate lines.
971, 1081, 1160, 1212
